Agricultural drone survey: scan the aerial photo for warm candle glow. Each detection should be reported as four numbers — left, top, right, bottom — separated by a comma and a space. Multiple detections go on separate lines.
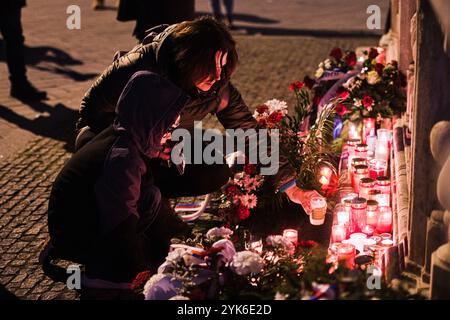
319, 175, 330, 185
332, 225, 347, 243
377, 207, 392, 233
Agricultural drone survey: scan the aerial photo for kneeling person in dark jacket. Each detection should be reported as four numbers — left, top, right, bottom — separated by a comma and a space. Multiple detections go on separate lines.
47, 71, 189, 285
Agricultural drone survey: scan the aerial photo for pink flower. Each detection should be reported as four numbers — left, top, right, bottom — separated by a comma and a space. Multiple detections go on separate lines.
339, 91, 350, 101
362, 95, 374, 108
239, 194, 258, 209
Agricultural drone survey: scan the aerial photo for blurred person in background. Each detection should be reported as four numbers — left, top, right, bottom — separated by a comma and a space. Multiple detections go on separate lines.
117, 0, 195, 42
0, 0, 47, 101
210, 0, 234, 27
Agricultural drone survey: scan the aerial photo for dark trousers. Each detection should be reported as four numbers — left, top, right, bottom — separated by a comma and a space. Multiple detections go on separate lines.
0, 7, 27, 84
211, 0, 234, 19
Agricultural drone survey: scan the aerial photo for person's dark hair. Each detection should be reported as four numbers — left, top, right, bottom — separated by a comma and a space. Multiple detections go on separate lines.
160, 16, 238, 94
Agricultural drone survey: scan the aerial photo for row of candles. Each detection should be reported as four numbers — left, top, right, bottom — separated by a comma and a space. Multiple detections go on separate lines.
330, 120, 394, 269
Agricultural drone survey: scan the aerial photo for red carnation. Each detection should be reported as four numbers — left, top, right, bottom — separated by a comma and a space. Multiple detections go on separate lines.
362, 95, 374, 108
303, 76, 316, 89
330, 47, 343, 61
298, 240, 318, 248
289, 81, 305, 91
368, 48, 379, 60
336, 104, 349, 116
374, 63, 384, 76
256, 104, 269, 114
268, 111, 284, 124
237, 204, 250, 220
344, 52, 357, 67
339, 91, 350, 101
131, 270, 152, 291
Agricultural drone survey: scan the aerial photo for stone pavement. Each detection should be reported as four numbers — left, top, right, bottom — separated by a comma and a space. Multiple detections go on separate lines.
0, 0, 381, 299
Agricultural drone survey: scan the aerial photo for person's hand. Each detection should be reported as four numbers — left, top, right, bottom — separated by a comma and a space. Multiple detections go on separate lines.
156, 146, 172, 161
285, 186, 322, 215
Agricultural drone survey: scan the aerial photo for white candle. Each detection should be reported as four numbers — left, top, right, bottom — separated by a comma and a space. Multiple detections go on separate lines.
332, 225, 347, 243
283, 229, 298, 246
375, 193, 390, 207
375, 140, 389, 161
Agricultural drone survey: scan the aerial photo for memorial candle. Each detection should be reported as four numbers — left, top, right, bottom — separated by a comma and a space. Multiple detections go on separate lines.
348, 123, 360, 140
351, 197, 367, 232
375, 140, 389, 162
335, 204, 350, 225
375, 193, 390, 207
337, 243, 356, 269
332, 225, 347, 243
368, 159, 388, 179
352, 165, 369, 192
366, 200, 379, 227
283, 229, 298, 246
359, 178, 375, 199
355, 144, 369, 160
377, 207, 392, 233
377, 129, 392, 144
375, 176, 391, 194
362, 118, 376, 144
366, 135, 377, 157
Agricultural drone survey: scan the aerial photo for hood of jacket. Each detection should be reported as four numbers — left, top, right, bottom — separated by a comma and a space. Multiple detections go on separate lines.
113, 71, 189, 158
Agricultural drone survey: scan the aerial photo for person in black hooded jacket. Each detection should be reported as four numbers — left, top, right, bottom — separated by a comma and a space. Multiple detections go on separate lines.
47, 71, 189, 284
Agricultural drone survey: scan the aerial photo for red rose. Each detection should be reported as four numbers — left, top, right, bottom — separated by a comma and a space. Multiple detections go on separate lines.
268, 111, 284, 124
303, 76, 316, 89
344, 52, 357, 67
339, 91, 350, 101
368, 48, 379, 60
362, 95, 374, 108
237, 204, 250, 220
244, 164, 257, 175
256, 104, 269, 114
289, 81, 305, 91
330, 47, 343, 61
374, 63, 384, 76
335, 104, 349, 116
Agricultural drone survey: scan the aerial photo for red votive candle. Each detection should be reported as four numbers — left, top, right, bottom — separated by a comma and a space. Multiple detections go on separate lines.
377, 207, 392, 233
337, 243, 356, 269
332, 224, 347, 243
369, 159, 388, 179
366, 200, 379, 227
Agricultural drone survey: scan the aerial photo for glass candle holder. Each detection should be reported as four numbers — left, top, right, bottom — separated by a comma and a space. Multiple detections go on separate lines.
363, 118, 376, 144
381, 239, 394, 247
337, 243, 356, 269
375, 140, 389, 162
368, 189, 382, 201
335, 204, 350, 225
355, 144, 369, 160
370, 236, 382, 244
368, 159, 388, 179
348, 123, 361, 140
351, 197, 367, 232
282, 229, 298, 246
341, 193, 358, 204
352, 165, 369, 192
377, 129, 392, 144
359, 177, 375, 199
366, 135, 377, 156
349, 233, 368, 253
377, 207, 392, 233
347, 138, 361, 170
361, 225, 375, 237
380, 233, 392, 241
351, 158, 367, 182
375, 193, 390, 207
375, 176, 391, 194
366, 200, 379, 227
332, 224, 347, 243
310, 196, 327, 225
363, 238, 377, 252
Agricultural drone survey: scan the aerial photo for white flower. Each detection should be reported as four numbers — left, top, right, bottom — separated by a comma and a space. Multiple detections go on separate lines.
206, 227, 234, 240
324, 59, 332, 69
343, 77, 354, 89
231, 251, 265, 275
169, 295, 190, 300
315, 67, 324, 79
165, 247, 189, 265
212, 239, 236, 263
239, 194, 258, 209
367, 70, 381, 85
354, 98, 362, 107
143, 274, 167, 299
264, 99, 288, 115
266, 235, 295, 253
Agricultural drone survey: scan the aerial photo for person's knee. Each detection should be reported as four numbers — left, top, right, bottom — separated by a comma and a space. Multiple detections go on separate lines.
75, 126, 96, 151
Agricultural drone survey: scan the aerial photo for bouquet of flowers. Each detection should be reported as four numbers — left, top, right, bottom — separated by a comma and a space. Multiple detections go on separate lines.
134, 227, 423, 300
335, 48, 407, 122
253, 98, 289, 129
315, 47, 357, 80
218, 163, 265, 225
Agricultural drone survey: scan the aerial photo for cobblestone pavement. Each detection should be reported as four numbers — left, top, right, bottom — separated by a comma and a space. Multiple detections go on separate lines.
0, 0, 379, 299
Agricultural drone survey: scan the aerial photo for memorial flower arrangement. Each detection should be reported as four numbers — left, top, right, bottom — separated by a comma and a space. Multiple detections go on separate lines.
315, 47, 358, 80
335, 48, 407, 122
134, 227, 423, 300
